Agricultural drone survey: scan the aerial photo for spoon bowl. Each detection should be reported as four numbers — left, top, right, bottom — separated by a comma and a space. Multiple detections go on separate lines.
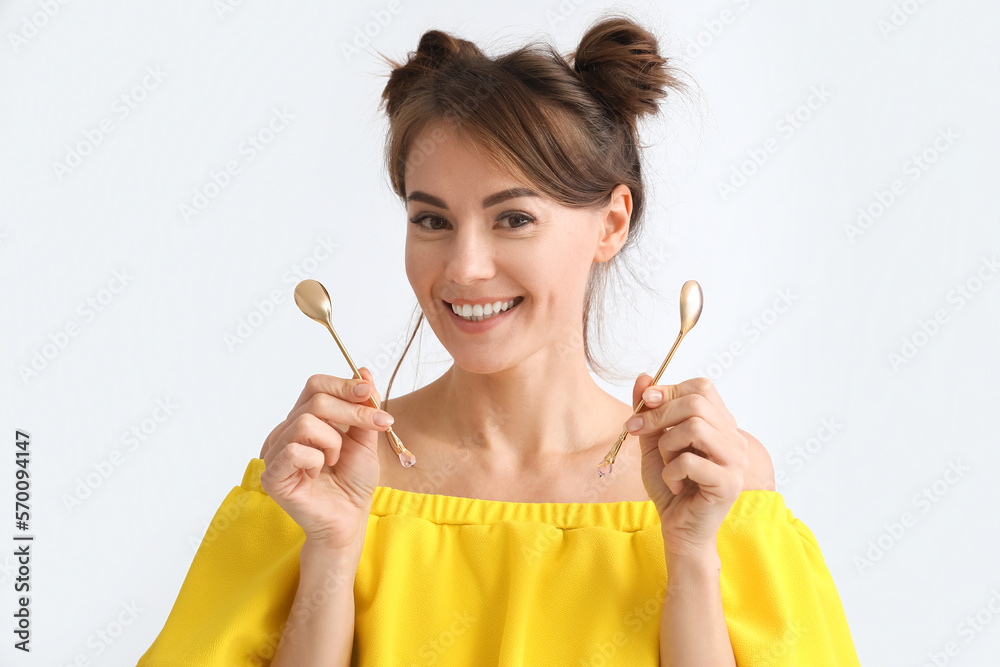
294, 279, 416, 468
598, 280, 703, 477
294, 279, 335, 328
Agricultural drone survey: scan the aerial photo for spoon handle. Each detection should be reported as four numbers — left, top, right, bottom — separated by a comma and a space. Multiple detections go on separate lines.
598, 328, 688, 477
323, 321, 417, 468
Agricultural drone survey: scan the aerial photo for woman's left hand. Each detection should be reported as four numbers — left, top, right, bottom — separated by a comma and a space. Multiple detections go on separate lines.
628, 374, 749, 559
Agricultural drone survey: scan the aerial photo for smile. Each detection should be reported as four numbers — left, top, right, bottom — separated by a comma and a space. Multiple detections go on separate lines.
445, 296, 524, 322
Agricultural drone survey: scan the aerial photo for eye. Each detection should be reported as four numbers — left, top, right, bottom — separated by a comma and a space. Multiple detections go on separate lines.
407, 212, 536, 231
408, 213, 449, 231
499, 212, 535, 229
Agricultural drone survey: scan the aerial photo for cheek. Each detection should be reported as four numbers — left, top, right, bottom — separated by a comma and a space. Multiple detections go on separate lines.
403, 247, 427, 301
515, 246, 588, 308
404, 241, 425, 281
542, 235, 594, 286
405, 245, 443, 318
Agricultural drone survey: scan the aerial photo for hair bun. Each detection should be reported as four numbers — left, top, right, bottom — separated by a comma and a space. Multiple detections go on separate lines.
570, 16, 682, 126
411, 30, 466, 70
379, 30, 484, 118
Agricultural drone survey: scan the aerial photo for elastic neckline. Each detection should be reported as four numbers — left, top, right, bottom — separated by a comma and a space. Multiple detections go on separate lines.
242, 459, 789, 531
371, 485, 660, 532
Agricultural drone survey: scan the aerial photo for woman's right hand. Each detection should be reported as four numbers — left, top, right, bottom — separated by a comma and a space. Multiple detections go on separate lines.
259, 367, 393, 552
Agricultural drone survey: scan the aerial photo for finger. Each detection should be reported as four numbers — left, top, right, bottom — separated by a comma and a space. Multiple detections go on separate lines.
268, 413, 345, 469
357, 367, 383, 405
653, 417, 744, 468
261, 441, 327, 489
645, 377, 738, 429
287, 370, 381, 418
629, 373, 659, 459
627, 391, 734, 443
631, 372, 656, 412
285, 390, 394, 438
259, 432, 274, 460
662, 450, 734, 499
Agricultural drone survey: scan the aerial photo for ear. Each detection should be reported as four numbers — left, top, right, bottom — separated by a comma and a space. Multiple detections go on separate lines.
593, 184, 632, 263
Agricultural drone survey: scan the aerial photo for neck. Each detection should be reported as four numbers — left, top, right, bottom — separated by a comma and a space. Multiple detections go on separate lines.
427, 337, 617, 473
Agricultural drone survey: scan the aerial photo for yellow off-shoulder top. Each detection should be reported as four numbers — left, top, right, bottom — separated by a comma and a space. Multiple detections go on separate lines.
136, 457, 860, 666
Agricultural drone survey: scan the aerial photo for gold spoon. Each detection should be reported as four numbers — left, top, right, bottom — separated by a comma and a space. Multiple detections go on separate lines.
293, 279, 416, 468
598, 280, 703, 477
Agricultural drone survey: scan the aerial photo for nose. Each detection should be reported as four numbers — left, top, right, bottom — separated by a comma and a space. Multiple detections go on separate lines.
442, 225, 496, 286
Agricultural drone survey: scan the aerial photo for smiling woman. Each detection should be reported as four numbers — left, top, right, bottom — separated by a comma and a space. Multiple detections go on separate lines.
137, 10, 860, 667
394, 128, 639, 384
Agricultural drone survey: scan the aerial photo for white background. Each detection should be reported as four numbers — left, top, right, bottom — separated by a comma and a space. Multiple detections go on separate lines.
2, 1, 998, 665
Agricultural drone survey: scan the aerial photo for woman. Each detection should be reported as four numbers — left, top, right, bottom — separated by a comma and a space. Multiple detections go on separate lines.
138, 12, 860, 666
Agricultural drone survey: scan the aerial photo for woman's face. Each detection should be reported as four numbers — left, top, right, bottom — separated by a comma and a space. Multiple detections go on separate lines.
403, 119, 620, 374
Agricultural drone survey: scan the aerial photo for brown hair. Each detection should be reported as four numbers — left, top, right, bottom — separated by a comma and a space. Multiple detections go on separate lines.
372, 11, 687, 407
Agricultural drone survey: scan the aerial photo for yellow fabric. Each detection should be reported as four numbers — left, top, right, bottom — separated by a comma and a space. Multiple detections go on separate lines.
137, 458, 860, 666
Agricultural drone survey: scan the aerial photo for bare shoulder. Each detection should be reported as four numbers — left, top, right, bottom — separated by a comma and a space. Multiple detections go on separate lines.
739, 428, 776, 491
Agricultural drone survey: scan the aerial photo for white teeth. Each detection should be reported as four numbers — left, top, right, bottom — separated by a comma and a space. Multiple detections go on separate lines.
451, 298, 520, 321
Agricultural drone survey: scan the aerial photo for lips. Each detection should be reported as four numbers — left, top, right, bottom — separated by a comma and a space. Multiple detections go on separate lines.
442, 296, 524, 323
443, 296, 523, 316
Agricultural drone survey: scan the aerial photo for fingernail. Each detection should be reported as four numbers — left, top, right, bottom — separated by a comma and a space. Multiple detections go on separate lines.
373, 411, 394, 427
643, 389, 662, 403
625, 416, 643, 432
353, 383, 369, 397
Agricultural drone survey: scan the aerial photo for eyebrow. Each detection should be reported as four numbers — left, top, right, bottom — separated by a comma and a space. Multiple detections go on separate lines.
405, 187, 540, 210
